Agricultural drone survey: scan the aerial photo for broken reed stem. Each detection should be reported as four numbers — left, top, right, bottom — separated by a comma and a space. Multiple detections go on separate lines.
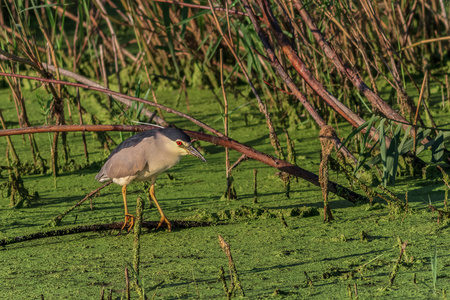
285, 129, 297, 166
401, 191, 409, 223
100, 287, 105, 300
281, 129, 297, 198
389, 239, 408, 287
304, 271, 313, 287
133, 196, 145, 299
125, 267, 131, 300
253, 169, 258, 204
218, 235, 244, 297
333, 154, 405, 208
219, 266, 231, 300
1, 110, 37, 208
319, 126, 335, 222
99, 45, 112, 109
229, 154, 248, 173
437, 165, 450, 211
112, 34, 122, 94
347, 284, 353, 300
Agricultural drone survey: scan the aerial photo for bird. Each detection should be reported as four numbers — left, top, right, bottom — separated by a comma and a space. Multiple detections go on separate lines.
95, 127, 207, 231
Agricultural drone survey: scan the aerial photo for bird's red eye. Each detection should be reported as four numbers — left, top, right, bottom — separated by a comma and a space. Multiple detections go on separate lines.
176, 141, 182, 146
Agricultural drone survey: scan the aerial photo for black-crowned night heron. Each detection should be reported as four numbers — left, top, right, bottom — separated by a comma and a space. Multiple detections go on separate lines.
95, 127, 207, 231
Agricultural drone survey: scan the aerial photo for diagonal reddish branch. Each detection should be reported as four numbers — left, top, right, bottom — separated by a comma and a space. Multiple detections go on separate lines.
293, 1, 445, 164
254, 0, 381, 143
242, 0, 356, 164
0, 124, 369, 204
293, 1, 428, 142
251, 0, 430, 168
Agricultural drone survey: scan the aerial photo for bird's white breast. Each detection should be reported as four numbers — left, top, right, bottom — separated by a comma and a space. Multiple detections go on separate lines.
133, 134, 182, 182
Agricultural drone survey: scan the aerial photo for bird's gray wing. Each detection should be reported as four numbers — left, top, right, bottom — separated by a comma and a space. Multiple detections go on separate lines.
96, 130, 159, 181
97, 146, 148, 180
106, 130, 159, 160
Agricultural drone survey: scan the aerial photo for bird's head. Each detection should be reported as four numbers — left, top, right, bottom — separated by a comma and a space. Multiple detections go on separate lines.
161, 128, 207, 163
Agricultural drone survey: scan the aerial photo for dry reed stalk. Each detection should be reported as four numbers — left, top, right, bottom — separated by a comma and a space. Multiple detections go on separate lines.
0, 109, 20, 164
228, 154, 248, 173
221, 49, 236, 201
413, 70, 430, 154
253, 169, 258, 204
76, 88, 89, 163
218, 235, 244, 297
389, 239, 408, 286
47, 181, 112, 226
142, 60, 166, 121
0, 63, 41, 166
94, 0, 126, 68
319, 126, 335, 222
133, 197, 145, 299
125, 267, 130, 300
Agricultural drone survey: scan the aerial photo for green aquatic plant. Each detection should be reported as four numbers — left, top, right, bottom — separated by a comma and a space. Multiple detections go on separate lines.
431, 245, 438, 296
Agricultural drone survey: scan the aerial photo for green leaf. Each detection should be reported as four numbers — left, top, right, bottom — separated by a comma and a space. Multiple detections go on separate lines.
431, 131, 445, 163
340, 115, 379, 150
398, 125, 412, 155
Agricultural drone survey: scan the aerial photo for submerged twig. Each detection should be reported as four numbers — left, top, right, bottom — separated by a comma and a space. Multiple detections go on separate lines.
0, 220, 215, 247
46, 181, 112, 226
389, 239, 408, 286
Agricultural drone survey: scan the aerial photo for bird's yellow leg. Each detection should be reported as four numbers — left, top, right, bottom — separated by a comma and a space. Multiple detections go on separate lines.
150, 184, 172, 231
121, 185, 135, 231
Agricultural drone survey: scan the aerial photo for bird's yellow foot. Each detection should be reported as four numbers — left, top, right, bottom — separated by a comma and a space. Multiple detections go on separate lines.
121, 213, 135, 231
156, 215, 172, 232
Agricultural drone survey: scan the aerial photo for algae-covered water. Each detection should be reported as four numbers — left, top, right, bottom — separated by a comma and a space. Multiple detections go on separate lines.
1, 87, 450, 299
